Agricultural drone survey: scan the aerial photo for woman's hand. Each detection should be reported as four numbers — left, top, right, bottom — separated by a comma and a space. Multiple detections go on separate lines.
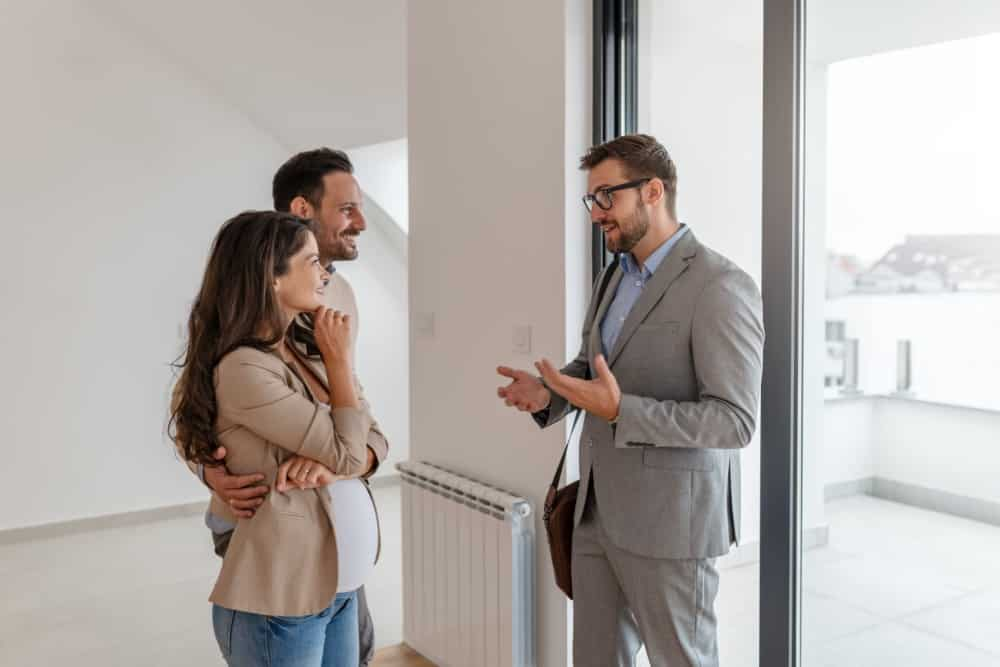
276, 456, 344, 491
313, 306, 352, 367
313, 306, 360, 409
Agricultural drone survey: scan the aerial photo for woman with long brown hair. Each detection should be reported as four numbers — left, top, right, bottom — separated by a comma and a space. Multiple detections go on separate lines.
171, 210, 370, 666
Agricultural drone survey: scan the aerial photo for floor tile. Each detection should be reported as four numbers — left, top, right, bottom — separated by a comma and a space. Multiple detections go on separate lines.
904, 589, 1000, 657
803, 553, 970, 617
813, 622, 1000, 667
802, 591, 886, 645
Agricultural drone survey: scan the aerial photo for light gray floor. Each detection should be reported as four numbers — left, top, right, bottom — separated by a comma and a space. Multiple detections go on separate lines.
709, 495, 1000, 667
0, 485, 403, 667
3, 490, 1000, 666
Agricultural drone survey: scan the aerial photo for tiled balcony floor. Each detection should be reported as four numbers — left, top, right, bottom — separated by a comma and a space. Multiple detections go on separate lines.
705, 495, 1000, 667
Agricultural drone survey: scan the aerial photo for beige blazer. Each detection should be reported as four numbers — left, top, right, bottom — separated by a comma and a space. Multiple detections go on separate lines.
189, 272, 389, 486
207, 345, 373, 616
206, 272, 389, 616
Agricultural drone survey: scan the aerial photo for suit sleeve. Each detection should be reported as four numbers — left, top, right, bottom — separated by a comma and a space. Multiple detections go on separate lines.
613, 270, 764, 450
216, 358, 372, 476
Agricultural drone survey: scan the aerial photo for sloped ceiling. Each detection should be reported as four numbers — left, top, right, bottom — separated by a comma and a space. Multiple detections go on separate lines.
96, 0, 407, 151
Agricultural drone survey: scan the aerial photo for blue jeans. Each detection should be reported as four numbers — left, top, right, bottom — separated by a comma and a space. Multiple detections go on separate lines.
212, 591, 359, 667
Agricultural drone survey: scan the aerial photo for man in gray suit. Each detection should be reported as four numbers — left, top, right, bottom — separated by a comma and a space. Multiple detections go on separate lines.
497, 134, 764, 666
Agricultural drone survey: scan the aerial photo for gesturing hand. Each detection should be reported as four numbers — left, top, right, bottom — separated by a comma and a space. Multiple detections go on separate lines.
496, 366, 552, 413
534, 354, 622, 422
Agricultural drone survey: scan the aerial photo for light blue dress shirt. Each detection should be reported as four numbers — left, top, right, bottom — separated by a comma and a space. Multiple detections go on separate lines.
600, 225, 689, 356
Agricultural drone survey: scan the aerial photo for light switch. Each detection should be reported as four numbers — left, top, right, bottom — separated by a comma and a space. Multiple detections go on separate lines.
513, 325, 532, 354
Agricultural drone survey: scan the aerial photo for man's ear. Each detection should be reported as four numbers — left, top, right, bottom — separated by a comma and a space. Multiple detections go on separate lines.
645, 178, 665, 207
289, 196, 315, 220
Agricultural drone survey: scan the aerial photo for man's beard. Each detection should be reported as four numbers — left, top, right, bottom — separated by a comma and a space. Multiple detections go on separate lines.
607, 203, 649, 254
327, 233, 360, 261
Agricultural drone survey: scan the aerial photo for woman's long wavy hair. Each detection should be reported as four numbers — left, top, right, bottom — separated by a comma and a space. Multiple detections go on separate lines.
170, 210, 312, 465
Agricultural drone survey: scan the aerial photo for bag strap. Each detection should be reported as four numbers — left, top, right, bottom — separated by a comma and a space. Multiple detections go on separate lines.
547, 408, 582, 495
544, 256, 620, 512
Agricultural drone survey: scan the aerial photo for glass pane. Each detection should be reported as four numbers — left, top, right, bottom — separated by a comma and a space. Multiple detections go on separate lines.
638, 1, 764, 665
802, 4, 1000, 665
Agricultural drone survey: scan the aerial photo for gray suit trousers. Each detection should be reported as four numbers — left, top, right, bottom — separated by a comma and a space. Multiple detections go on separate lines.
572, 485, 720, 667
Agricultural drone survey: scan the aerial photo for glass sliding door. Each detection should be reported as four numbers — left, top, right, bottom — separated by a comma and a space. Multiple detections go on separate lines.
797, 2, 1000, 665
761, 0, 1000, 664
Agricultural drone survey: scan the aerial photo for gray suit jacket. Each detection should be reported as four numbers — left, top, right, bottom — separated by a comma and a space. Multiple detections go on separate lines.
535, 230, 764, 559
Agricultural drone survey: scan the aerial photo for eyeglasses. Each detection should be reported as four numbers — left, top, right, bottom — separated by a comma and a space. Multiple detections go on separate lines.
581, 178, 651, 212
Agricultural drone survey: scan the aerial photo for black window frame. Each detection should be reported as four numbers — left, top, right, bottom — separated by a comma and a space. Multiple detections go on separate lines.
591, 0, 638, 281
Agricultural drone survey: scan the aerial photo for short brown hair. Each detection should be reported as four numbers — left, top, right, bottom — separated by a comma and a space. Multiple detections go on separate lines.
272, 148, 354, 213
580, 134, 678, 216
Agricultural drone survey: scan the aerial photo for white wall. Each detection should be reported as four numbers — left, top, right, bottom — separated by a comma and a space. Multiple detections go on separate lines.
562, 2, 594, 658
353, 139, 410, 234
873, 398, 1000, 502
0, 3, 280, 531
873, 400, 1000, 503
638, 0, 775, 543
563, 0, 595, 485
408, 2, 586, 665
339, 208, 410, 482
821, 399, 877, 487
0, 3, 408, 530
823, 398, 1000, 504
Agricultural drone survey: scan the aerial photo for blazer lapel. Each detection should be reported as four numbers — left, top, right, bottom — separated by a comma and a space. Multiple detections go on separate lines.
287, 316, 331, 393
588, 264, 624, 363
607, 232, 699, 367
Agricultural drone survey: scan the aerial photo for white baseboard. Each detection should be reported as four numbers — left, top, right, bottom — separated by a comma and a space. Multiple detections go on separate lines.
0, 500, 207, 546
825, 476, 1000, 528
719, 524, 830, 570
825, 477, 875, 501
0, 473, 403, 546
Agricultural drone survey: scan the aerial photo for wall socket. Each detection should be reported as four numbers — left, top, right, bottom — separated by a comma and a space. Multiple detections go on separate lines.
512, 325, 532, 354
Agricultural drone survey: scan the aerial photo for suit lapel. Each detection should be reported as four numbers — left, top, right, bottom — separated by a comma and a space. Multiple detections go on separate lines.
589, 264, 624, 363
607, 232, 699, 367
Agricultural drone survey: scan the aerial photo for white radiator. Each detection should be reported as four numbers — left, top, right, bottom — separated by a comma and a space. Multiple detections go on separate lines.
396, 461, 535, 667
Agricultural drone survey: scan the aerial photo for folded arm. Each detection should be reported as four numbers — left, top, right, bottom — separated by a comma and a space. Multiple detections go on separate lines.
278, 376, 390, 490
216, 359, 372, 477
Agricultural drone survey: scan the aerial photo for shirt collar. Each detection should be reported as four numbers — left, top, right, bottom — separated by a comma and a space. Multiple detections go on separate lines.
620, 224, 688, 278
